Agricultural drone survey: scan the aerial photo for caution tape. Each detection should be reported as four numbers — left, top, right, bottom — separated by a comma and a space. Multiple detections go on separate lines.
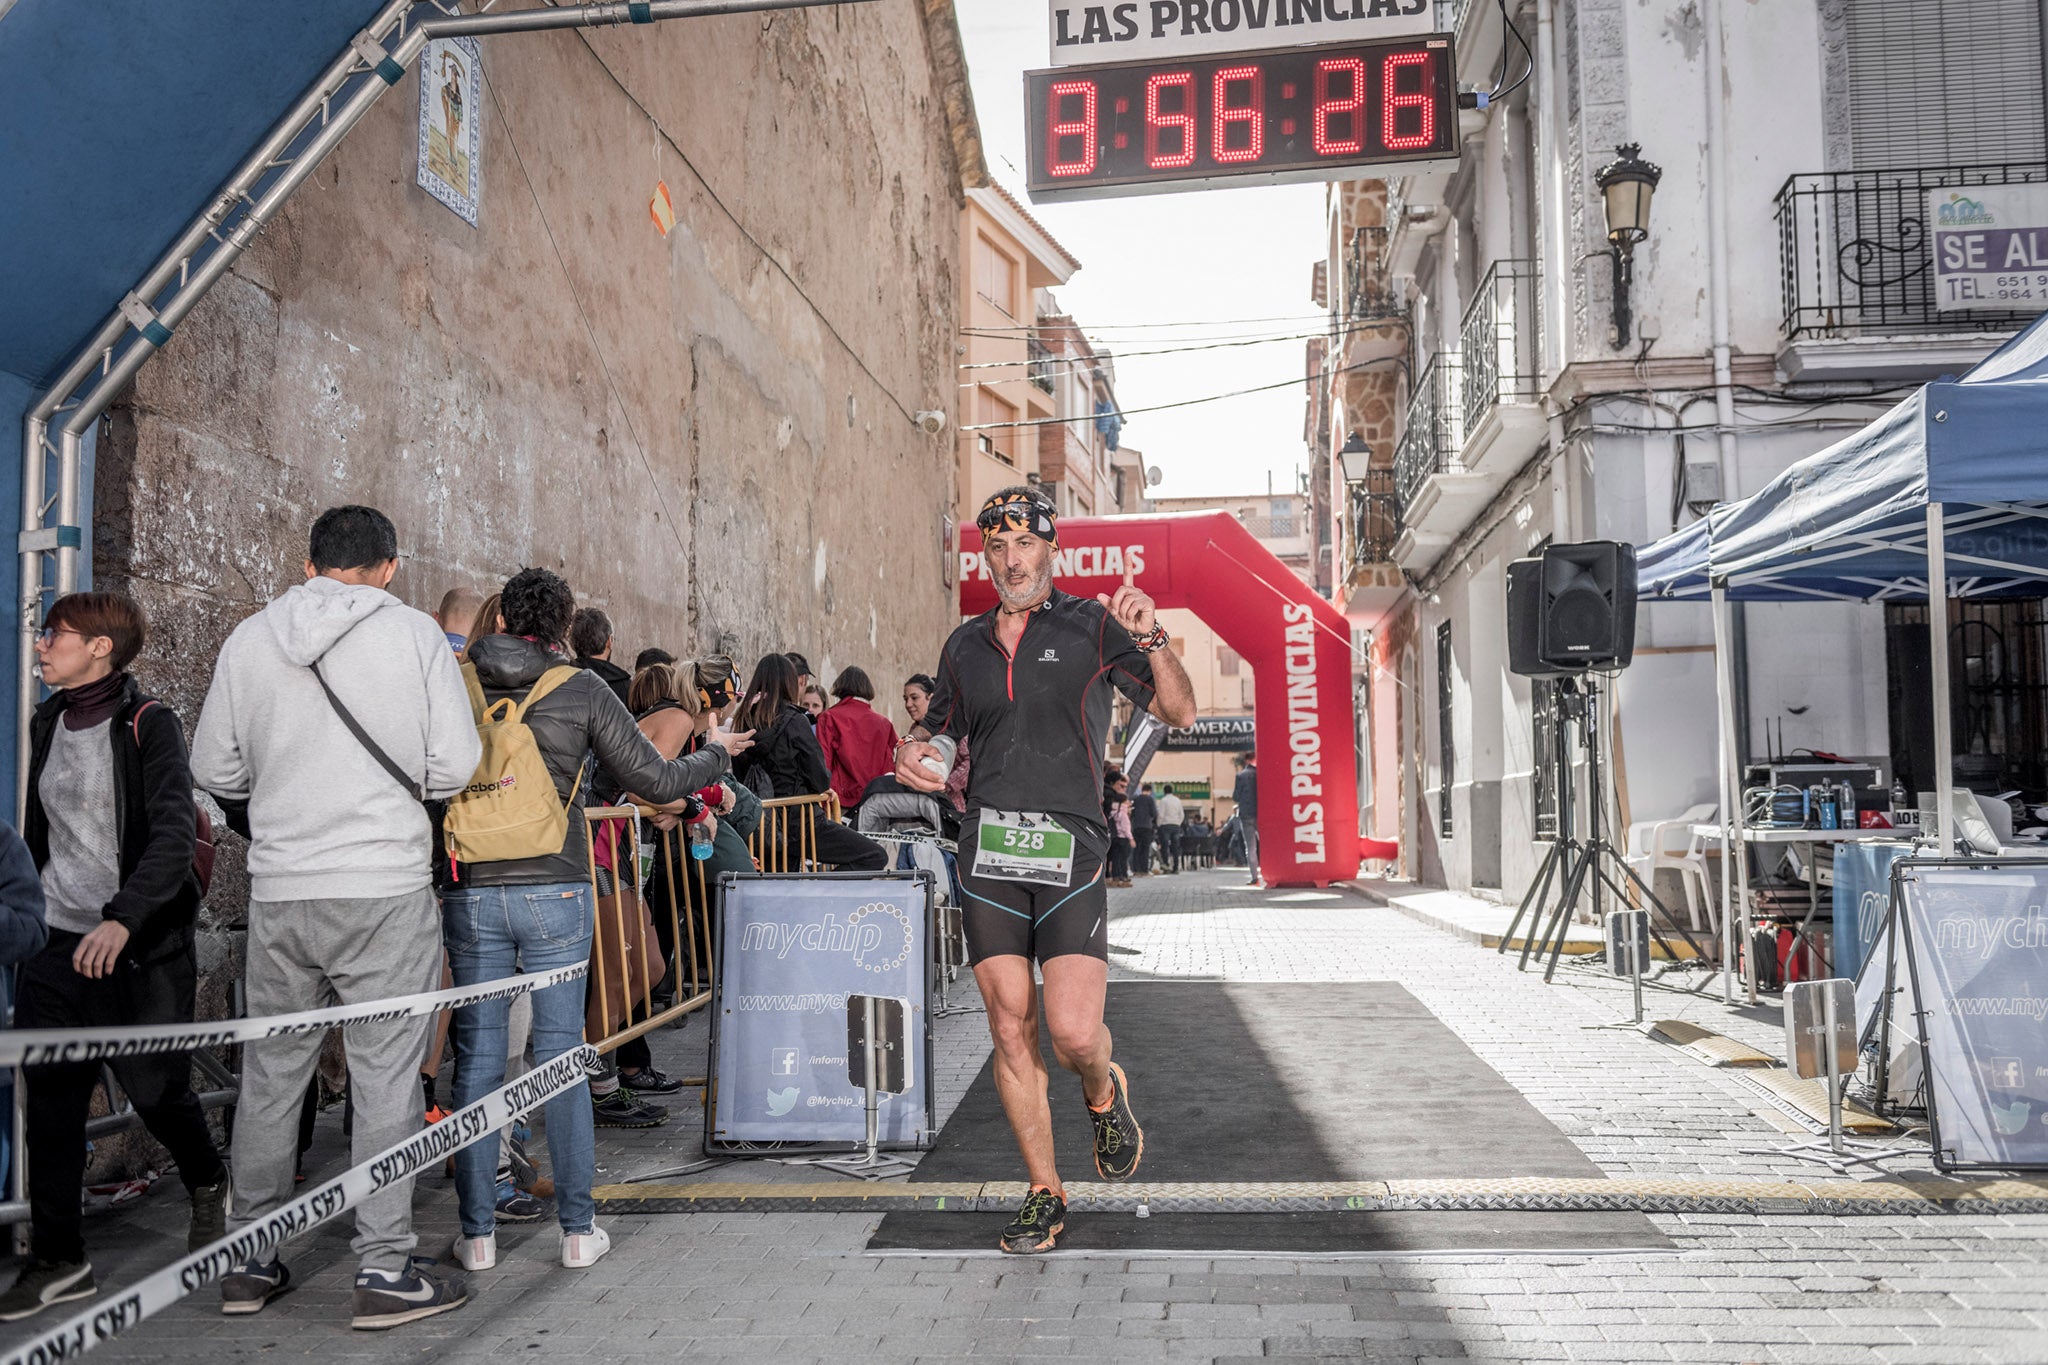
3, 1042, 598, 1365
0, 961, 588, 1067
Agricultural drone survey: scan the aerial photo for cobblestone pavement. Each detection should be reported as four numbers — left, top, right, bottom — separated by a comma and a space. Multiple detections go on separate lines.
22, 868, 2048, 1363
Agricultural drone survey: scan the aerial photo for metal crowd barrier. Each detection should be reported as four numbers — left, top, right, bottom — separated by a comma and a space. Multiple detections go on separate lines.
584, 792, 843, 1057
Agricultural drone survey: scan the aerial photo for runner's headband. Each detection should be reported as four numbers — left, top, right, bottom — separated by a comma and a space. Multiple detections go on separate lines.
976, 490, 1058, 547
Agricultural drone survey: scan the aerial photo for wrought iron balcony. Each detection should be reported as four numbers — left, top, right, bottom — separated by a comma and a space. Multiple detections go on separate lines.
1392, 352, 1464, 516
1349, 466, 1399, 571
1026, 337, 1056, 394
1775, 163, 2048, 341
1459, 258, 1540, 435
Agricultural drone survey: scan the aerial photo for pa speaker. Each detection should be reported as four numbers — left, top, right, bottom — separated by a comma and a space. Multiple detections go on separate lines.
1506, 557, 1573, 679
1538, 540, 1637, 669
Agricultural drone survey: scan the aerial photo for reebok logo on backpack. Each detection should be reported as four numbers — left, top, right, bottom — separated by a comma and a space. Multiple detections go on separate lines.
443, 664, 584, 868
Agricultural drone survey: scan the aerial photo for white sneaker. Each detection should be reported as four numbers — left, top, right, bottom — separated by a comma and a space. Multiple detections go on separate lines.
450, 1233, 496, 1271
560, 1225, 611, 1269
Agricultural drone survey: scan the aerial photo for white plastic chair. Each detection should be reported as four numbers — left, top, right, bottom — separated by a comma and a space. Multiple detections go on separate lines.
1624, 802, 1718, 930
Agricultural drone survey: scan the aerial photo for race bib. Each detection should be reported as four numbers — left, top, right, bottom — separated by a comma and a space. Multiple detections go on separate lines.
974, 809, 1075, 887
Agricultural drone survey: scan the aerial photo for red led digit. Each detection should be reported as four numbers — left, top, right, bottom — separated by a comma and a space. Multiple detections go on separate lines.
1381, 51, 1435, 151
1145, 71, 1197, 169
1211, 65, 1264, 164
1313, 58, 1367, 156
1046, 79, 1099, 177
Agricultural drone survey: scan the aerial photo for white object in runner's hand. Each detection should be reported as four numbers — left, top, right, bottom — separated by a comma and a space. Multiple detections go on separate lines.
922, 734, 957, 780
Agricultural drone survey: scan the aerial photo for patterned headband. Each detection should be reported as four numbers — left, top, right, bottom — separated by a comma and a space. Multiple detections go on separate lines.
976, 491, 1058, 547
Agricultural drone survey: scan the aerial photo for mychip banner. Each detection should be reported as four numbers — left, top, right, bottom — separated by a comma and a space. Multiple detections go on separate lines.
708, 873, 934, 1150
1898, 860, 2048, 1171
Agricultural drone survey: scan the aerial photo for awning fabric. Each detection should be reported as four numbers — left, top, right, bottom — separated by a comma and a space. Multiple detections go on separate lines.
0, 0, 389, 787
1637, 313, 2048, 604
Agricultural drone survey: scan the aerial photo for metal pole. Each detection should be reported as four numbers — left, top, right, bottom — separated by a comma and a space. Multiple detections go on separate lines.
1927, 505, 1955, 858
428, 0, 875, 37
1711, 583, 1737, 1004
862, 995, 880, 1164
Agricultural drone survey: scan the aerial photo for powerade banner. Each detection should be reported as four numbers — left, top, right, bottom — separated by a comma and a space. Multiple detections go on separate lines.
1899, 861, 2048, 1171
709, 874, 933, 1149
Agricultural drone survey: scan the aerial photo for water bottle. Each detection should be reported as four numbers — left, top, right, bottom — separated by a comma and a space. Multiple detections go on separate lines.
1890, 775, 1907, 813
922, 733, 958, 782
1838, 779, 1856, 828
688, 819, 715, 860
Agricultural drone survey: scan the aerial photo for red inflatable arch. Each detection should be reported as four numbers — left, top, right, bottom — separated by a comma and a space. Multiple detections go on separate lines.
958, 511, 1360, 887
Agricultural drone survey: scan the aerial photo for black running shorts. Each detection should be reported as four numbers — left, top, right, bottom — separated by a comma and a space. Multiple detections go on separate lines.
958, 839, 1109, 966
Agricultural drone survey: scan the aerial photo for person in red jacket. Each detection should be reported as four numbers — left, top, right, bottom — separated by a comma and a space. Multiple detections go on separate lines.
814, 666, 900, 813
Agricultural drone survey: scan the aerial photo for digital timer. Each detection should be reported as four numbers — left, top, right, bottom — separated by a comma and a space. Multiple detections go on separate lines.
1024, 35, 1458, 202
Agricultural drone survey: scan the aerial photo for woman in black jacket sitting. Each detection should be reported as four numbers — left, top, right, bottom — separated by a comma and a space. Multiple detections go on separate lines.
733, 654, 886, 871
4, 591, 226, 1322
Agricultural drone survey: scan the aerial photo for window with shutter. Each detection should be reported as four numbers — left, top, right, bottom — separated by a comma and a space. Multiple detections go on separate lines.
1845, 0, 2045, 169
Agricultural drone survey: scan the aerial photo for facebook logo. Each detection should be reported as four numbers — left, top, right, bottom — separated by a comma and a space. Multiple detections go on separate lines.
770, 1049, 798, 1077
1991, 1057, 2026, 1091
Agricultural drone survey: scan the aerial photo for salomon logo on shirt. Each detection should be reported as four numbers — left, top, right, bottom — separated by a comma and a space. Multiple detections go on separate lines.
1040, 649, 1059, 662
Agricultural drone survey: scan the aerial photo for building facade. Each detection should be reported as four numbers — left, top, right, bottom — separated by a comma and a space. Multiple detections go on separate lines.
1316, 0, 2045, 895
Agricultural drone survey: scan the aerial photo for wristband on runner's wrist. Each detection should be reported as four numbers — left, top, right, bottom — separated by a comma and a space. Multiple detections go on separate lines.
1132, 623, 1170, 653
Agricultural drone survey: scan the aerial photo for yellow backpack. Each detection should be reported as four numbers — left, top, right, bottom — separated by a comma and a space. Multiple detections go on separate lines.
443, 663, 585, 866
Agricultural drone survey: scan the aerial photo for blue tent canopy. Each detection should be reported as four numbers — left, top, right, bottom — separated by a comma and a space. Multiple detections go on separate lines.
1636, 312, 2048, 602
0, 0, 391, 792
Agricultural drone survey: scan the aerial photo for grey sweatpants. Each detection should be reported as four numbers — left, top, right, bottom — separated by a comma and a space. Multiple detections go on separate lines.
229, 889, 442, 1273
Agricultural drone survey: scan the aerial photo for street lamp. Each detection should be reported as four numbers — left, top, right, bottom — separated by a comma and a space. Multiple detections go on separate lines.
1338, 431, 1373, 483
1593, 142, 1661, 350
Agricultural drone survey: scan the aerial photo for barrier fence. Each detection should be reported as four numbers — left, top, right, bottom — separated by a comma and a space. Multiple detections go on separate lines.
585, 792, 844, 1057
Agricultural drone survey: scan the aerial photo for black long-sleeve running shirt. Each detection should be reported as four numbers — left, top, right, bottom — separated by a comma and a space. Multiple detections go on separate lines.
921, 590, 1158, 855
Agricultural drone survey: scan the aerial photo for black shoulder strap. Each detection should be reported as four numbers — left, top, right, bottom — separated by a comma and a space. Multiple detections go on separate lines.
311, 661, 424, 802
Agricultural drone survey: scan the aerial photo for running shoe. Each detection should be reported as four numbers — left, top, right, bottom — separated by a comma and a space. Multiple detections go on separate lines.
619, 1064, 685, 1095
561, 1225, 612, 1268
450, 1232, 496, 1271
495, 1178, 548, 1223
592, 1089, 669, 1128
351, 1257, 468, 1331
0, 1260, 95, 1321
220, 1257, 292, 1316
1089, 1062, 1145, 1182
999, 1186, 1066, 1254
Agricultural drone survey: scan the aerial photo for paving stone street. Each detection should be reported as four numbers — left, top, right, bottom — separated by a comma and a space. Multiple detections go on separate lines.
26, 867, 2048, 1363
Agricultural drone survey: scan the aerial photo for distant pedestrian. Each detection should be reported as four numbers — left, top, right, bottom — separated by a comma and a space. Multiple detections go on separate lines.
1106, 773, 1134, 887
735, 655, 888, 870
1156, 784, 1185, 873
6, 591, 226, 1324
191, 505, 481, 1330
1232, 753, 1260, 886
1130, 782, 1158, 876
801, 682, 827, 723
903, 674, 968, 812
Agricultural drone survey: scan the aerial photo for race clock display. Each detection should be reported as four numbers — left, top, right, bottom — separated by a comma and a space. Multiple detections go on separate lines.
1025, 35, 1458, 202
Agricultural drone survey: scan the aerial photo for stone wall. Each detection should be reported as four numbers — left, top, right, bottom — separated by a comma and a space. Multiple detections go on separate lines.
86, 3, 967, 1112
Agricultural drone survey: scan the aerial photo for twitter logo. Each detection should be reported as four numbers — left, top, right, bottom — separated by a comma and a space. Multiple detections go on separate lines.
767, 1086, 799, 1116
1992, 1098, 2032, 1136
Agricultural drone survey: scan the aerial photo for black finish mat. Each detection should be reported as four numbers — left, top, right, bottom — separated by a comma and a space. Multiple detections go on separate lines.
871, 982, 1671, 1253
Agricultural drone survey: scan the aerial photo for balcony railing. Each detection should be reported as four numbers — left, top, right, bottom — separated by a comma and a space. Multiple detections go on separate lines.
1775, 162, 2048, 341
1459, 258, 1540, 432
1350, 466, 1399, 570
1027, 338, 1056, 394
1342, 225, 1403, 325
1393, 352, 1464, 515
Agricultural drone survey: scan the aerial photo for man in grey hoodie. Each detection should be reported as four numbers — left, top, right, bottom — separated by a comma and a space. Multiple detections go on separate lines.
191, 506, 481, 1331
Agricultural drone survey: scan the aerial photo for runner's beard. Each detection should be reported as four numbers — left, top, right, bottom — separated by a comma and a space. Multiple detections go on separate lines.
994, 562, 1053, 611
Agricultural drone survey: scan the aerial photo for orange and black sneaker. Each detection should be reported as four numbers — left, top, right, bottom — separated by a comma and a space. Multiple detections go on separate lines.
998, 1186, 1066, 1255
1089, 1062, 1144, 1182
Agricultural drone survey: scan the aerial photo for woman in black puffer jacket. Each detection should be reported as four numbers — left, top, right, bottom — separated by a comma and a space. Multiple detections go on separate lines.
733, 654, 886, 871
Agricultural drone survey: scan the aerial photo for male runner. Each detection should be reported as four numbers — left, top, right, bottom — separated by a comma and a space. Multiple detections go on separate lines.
896, 487, 1196, 1254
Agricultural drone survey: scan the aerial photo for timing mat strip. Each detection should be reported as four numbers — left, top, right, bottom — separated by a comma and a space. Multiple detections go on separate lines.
593, 1175, 2048, 1216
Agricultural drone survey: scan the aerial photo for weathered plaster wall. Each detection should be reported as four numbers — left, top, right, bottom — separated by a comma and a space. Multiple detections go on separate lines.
99, 2, 961, 723
86, 4, 964, 1106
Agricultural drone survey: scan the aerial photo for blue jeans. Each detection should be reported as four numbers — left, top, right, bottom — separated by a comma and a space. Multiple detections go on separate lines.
441, 882, 595, 1237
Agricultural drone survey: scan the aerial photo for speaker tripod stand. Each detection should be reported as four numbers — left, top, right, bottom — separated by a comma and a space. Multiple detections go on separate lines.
1498, 674, 1711, 984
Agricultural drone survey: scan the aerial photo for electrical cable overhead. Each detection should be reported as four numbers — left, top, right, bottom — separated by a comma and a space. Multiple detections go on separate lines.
960, 356, 1406, 432
956, 320, 1398, 378
957, 311, 1335, 334
1489, 0, 1535, 101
